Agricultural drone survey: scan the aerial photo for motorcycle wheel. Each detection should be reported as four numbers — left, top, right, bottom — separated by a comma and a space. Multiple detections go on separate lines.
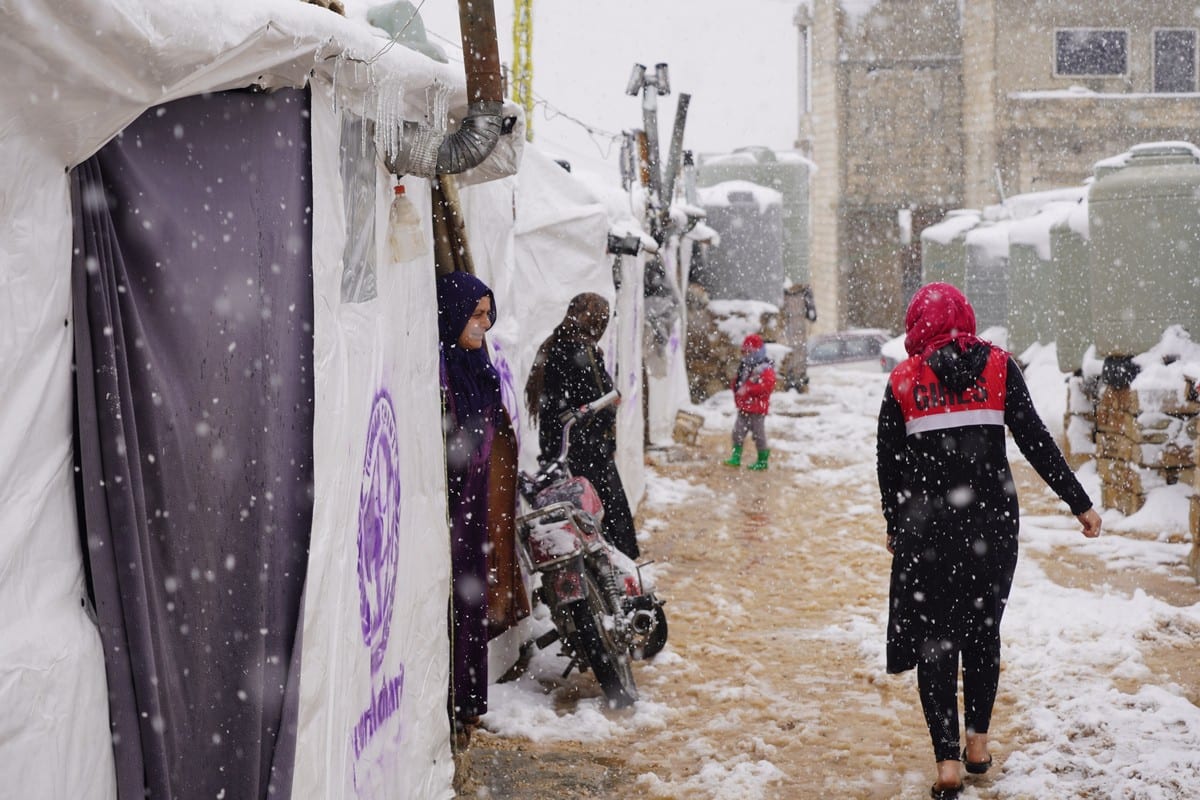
568, 572, 638, 708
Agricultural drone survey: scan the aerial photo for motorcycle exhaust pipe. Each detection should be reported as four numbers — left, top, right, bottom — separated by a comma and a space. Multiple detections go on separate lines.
629, 609, 658, 637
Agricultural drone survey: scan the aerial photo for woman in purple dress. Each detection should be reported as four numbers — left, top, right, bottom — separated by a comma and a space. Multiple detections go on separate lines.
435, 271, 502, 733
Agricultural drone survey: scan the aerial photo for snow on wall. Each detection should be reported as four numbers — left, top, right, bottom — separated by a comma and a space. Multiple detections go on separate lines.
922, 209, 981, 245
1131, 325, 1200, 399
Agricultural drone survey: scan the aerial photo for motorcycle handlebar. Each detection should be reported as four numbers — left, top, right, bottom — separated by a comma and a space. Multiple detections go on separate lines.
582, 389, 621, 415
519, 390, 621, 502
559, 390, 620, 451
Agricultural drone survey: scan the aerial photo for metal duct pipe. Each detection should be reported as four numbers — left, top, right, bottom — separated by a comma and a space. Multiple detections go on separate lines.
387, 0, 505, 178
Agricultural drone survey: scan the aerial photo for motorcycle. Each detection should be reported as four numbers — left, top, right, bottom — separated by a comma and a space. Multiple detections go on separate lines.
515, 390, 668, 707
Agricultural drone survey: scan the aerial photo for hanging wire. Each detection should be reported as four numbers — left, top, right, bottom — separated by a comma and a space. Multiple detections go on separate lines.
322, 0, 432, 65
425, 16, 625, 160
533, 95, 621, 142
426, 28, 464, 55
532, 97, 621, 159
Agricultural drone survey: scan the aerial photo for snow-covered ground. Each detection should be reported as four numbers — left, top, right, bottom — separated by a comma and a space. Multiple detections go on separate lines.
478, 350, 1200, 799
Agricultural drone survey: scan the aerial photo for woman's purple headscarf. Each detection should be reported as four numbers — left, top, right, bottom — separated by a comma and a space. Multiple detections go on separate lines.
436, 272, 501, 432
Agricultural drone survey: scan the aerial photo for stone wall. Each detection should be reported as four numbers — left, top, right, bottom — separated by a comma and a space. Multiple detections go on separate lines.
1002, 96, 1200, 194
1093, 383, 1197, 515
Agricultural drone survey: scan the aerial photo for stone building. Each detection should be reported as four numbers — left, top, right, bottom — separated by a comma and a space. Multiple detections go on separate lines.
795, 0, 1200, 332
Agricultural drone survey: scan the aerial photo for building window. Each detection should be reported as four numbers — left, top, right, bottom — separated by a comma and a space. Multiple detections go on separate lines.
1055, 29, 1128, 77
1154, 29, 1197, 93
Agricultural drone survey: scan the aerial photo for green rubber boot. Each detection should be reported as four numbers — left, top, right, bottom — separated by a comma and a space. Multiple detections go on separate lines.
748, 449, 770, 471
723, 445, 743, 467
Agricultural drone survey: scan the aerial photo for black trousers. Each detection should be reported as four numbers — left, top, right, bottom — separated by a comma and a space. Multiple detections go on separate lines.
570, 454, 639, 560
916, 635, 1001, 762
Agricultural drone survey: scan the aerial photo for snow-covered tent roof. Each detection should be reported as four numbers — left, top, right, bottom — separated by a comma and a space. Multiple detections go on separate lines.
1, 3, 526, 799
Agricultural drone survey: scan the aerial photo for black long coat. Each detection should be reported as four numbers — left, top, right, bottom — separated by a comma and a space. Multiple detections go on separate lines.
537, 338, 639, 559
876, 344, 1091, 673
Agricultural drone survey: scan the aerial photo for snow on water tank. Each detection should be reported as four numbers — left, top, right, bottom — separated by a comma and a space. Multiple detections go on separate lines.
920, 209, 979, 290
696, 180, 785, 305
964, 219, 1011, 332
1050, 197, 1092, 373
1008, 200, 1078, 356
1088, 141, 1200, 357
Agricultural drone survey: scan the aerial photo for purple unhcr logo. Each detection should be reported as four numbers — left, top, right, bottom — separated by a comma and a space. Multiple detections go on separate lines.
352, 389, 408, 789
357, 389, 402, 675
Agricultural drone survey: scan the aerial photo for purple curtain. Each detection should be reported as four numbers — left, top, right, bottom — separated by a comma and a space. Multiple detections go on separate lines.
71, 88, 314, 800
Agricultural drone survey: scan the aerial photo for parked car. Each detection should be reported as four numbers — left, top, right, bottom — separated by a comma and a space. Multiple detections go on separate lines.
806, 329, 892, 371
876, 326, 1009, 373
879, 334, 907, 372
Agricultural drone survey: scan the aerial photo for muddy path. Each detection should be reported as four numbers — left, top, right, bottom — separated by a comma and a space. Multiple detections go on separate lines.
454, 375, 1200, 800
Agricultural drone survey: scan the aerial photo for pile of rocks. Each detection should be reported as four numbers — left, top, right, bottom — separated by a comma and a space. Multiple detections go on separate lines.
1092, 382, 1197, 516
1063, 357, 1200, 583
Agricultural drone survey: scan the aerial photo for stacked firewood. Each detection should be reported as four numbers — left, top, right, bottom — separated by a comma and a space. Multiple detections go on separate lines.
683, 284, 784, 403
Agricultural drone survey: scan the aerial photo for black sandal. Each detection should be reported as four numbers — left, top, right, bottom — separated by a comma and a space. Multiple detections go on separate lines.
929, 782, 963, 799
962, 746, 993, 774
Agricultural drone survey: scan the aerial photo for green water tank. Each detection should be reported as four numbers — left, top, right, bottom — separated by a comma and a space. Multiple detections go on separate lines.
1089, 141, 1200, 357
697, 148, 812, 284
696, 181, 786, 305
1050, 198, 1091, 373
1051, 154, 1129, 373
964, 219, 1011, 332
920, 209, 979, 289
1007, 201, 1077, 356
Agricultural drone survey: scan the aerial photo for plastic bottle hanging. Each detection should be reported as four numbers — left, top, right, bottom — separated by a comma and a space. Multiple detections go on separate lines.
387, 181, 429, 264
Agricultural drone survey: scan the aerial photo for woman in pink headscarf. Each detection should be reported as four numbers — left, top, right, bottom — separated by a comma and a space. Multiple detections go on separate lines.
876, 283, 1102, 799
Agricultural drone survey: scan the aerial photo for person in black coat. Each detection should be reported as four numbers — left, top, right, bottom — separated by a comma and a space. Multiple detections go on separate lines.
876, 283, 1102, 799
525, 293, 639, 560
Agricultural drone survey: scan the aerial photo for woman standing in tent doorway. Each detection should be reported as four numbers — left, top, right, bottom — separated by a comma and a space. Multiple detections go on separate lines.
525, 293, 640, 560
876, 282, 1102, 799
435, 271, 526, 741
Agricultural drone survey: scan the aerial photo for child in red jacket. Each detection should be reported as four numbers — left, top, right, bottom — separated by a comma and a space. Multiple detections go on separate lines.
723, 333, 776, 470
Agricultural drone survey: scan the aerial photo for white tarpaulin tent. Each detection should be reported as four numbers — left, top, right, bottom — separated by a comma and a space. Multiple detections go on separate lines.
460, 145, 647, 495
0, 1, 520, 798
2, 2, 662, 796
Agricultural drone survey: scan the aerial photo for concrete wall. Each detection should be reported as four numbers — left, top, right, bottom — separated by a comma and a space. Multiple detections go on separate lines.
801, 0, 844, 333
1003, 95, 1200, 192
800, 0, 1200, 330
992, 0, 1200, 94
972, 1, 1200, 204
962, 1, 999, 207
840, 0, 964, 329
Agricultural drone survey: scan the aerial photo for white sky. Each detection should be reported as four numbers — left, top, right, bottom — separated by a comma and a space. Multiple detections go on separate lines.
408, 0, 801, 178
482, 351, 1200, 798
